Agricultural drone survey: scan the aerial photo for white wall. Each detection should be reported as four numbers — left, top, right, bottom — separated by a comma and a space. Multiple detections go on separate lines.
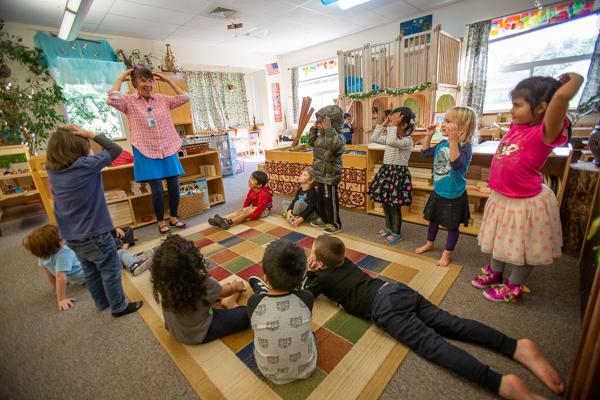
278, 0, 548, 125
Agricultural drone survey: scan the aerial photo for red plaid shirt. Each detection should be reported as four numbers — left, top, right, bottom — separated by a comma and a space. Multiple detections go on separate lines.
107, 91, 189, 159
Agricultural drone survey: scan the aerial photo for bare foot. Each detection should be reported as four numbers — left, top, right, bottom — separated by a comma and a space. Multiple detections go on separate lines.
436, 250, 452, 267
415, 241, 434, 254
221, 290, 241, 309
513, 339, 565, 395
499, 374, 546, 400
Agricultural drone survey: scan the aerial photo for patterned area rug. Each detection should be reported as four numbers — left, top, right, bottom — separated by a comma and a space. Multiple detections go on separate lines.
122, 216, 461, 399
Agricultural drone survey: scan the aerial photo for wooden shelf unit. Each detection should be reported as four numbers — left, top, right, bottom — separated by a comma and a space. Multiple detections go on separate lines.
30, 150, 225, 228
366, 141, 572, 236
0, 145, 41, 208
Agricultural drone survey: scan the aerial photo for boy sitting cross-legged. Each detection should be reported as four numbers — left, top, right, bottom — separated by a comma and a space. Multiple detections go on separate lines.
209, 170, 273, 230
303, 235, 565, 400
247, 239, 317, 384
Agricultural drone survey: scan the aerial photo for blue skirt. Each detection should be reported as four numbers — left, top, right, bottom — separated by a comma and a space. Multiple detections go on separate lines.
132, 147, 184, 182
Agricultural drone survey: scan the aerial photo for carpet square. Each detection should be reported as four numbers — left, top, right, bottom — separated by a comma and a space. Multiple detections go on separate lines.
345, 248, 367, 263
356, 255, 391, 273
360, 268, 379, 278
267, 368, 327, 400
208, 266, 232, 281
236, 263, 264, 282
186, 232, 205, 242
253, 222, 277, 232
209, 249, 238, 265
380, 263, 420, 284
221, 328, 254, 354
223, 256, 255, 273
281, 232, 307, 242
237, 228, 262, 240
323, 310, 371, 344
200, 243, 225, 256
267, 226, 294, 237
194, 238, 214, 249
229, 240, 259, 255
236, 342, 261, 376
206, 230, 233, 242
243, 219, 265, 227
297, 236, 315, 250
314, 328, 353, 373
244, 246, 266, 263
218, 235, 245, 248
199, 226, 221, 236
250, 233, 277, 246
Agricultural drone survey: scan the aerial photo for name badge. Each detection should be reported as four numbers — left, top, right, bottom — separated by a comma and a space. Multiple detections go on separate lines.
147, 115, 156, 128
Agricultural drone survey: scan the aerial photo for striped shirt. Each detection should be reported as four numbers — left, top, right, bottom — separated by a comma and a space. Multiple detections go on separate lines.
106, 91, 189, 159
370, 125, 413, 165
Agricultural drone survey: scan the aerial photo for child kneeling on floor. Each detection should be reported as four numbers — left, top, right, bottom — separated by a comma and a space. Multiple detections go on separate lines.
247, 239, 317, 384
303, 235, 565, 399
23, 224, 86, 311
209, 170, 273, 230
151, 235, 249, 344
281, 166, 317, 228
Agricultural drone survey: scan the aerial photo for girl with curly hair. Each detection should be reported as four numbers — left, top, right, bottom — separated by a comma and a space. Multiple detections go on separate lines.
151, 235, 249, 344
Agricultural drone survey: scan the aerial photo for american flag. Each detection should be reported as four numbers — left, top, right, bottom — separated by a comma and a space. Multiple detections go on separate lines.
265, 62, 279, 75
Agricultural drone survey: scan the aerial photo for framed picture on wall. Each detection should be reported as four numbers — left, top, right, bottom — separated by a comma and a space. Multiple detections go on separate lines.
400, 14, 433, 36
431, 112, 445, 143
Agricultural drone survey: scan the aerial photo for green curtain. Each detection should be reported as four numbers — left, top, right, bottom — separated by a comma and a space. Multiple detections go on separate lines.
462, 20, 491, 114
184, 71, 250, 131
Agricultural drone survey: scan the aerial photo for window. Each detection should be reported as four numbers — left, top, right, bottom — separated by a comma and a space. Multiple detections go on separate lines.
297, 59, 339, 120
483, 13, 597, 112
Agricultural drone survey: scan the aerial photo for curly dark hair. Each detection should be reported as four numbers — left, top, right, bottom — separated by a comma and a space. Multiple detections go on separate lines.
262, 239, 307, 291
151, 234, 209, 314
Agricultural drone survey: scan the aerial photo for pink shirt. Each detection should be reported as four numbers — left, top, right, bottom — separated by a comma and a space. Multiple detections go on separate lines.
488, 119, 568, 198
107, 91, 189, 159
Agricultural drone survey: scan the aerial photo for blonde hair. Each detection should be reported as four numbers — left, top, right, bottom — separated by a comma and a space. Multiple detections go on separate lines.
447, 106, 478, 145
303, 166, 314, 181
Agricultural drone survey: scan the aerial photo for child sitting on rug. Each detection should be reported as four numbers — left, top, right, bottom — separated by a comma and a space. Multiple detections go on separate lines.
247, 239, 316, 384
23, 224, 86, 311
415, 106, 478, 267
209, 170, 273, 230
112, 226, 153, 276
151, 235, 249, 345
303, 235, 565, 399
281, 166, 317, 228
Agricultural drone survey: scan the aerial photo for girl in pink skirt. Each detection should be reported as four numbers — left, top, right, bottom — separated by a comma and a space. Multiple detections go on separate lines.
472, 73, 583, 303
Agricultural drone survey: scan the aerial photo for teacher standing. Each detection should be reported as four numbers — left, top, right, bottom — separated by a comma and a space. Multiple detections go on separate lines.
107, 64, 189, 234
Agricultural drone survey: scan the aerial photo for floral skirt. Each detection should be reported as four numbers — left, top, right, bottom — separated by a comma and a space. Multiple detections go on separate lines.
423, 191, 470, 230
477, 185, 562, 266
368, 164, 412, 206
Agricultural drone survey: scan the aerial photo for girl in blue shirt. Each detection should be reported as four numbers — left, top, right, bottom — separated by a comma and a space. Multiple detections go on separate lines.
415, 107, 478, 268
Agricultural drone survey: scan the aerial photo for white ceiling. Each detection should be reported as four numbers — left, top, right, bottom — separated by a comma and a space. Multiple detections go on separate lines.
0, 0, 463, 55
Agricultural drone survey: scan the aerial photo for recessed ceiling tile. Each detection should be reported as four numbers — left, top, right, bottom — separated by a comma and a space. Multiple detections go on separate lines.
121, 0, 212, 14
109, 0, 194, 25
101, 14, 180, 35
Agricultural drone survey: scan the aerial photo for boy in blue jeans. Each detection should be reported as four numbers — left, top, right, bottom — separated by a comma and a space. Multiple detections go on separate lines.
303, 235, 565, 399
46, 125, 142, 317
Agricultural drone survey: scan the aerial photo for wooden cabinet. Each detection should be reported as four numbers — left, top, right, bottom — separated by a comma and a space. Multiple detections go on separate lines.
0, 145, 40, 208
29, 150, 225, 229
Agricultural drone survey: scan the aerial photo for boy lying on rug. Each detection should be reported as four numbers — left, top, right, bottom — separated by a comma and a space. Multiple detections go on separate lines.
209, 171, 273, 230
303, 235, 565, 400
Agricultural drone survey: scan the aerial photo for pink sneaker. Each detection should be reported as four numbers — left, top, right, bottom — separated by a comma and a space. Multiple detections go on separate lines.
483, 281, 530, 303
471, 264, 503, 289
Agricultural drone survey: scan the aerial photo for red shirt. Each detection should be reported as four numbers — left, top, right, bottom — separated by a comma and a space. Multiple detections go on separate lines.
107, 90, 189, 159
243, 186, 273, 220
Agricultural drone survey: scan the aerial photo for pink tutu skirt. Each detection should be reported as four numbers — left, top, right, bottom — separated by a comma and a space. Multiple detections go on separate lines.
478, 185, 562, 266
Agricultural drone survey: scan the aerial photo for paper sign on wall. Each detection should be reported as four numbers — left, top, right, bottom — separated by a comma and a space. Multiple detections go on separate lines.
271, 82, 282, 123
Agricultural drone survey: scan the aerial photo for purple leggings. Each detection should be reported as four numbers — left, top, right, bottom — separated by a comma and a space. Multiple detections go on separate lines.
427, 223, 459, 251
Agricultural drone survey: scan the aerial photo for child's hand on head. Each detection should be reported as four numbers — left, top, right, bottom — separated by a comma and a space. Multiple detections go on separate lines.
382, 116, 390, 127
322, 117, 332, 130
425, 123, 436, 136
58, 297, 75, 311
445, 122, 460, 142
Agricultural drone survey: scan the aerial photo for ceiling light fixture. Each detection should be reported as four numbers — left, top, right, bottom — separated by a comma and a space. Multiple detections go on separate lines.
337, 0, 371, 10
58, 0, 94, 41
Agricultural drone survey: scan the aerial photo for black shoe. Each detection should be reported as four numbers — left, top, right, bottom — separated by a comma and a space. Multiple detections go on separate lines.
112, 301, 144, 318
248, 276, 268, 294
208, 216, 219, 227
213, 214, 230, 230
168, 219, 187, 229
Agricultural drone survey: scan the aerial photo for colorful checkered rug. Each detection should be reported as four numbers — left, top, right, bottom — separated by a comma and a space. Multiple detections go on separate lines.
122, 216, 461, 399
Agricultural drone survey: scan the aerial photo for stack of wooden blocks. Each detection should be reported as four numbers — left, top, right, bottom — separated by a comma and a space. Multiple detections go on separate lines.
209, 193, 225, 204
409, 166, 433, 188
199, 164, 217, 177
410, 192, 430, 215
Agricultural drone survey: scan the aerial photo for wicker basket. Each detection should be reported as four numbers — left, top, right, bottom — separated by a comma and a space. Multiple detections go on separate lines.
178, 180, 209, 219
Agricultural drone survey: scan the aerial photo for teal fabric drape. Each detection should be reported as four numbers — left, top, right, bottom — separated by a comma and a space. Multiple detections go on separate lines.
34, 32, 127, 139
